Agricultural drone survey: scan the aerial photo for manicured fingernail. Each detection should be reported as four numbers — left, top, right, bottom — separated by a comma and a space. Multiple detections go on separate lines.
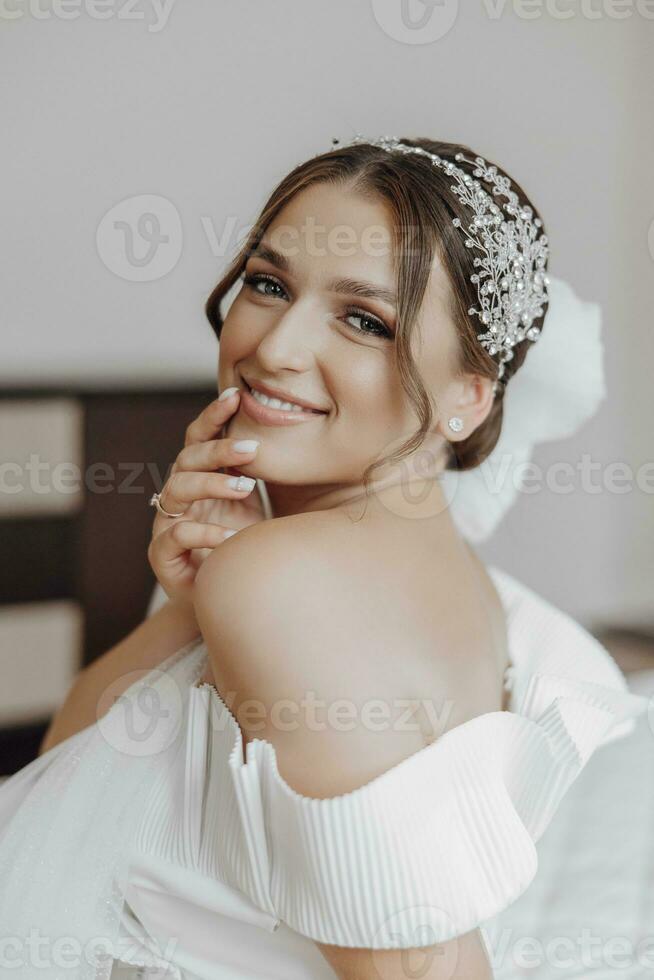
227, 475, 256, 491
224, 529, 238, 538
233, 440, 260, 453
218, 386, 239, 401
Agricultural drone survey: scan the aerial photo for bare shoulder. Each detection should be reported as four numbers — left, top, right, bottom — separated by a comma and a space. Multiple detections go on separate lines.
194, 509, 337, 598
193, 510, 508, 800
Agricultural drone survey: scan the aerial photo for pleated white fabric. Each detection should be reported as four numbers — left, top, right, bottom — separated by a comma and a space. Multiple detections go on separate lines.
104, 565, 649, 979
0, 641, 204, 980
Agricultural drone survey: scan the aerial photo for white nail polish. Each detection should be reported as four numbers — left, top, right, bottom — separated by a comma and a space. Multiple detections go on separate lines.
233, 440, 260, 453
218, 386, 239, 401
227, 475, 256, 491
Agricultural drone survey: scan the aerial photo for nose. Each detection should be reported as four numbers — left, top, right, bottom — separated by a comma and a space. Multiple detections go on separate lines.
254, 300, 320, 373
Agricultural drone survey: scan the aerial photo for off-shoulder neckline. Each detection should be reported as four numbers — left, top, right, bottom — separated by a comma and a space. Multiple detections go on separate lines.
190, 564, 517, 805
190, 659, 517, 806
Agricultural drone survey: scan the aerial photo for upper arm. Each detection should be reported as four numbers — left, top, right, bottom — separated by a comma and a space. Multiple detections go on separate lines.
315, 929, 493, 980
192, 516, 450, 799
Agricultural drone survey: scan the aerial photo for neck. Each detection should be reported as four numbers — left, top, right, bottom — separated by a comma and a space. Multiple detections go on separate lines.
255, 440, 455, 526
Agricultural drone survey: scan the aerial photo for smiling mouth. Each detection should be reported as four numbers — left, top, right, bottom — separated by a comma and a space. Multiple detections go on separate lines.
243, 380, 327, 415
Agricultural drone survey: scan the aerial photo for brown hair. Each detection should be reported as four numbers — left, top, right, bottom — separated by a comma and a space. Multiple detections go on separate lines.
204, 137, 549, 489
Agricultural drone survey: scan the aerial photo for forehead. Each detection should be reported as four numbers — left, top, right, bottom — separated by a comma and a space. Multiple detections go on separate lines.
264, 182, 396, 276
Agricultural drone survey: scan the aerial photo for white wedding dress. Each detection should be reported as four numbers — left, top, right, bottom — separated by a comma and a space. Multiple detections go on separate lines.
2, 275, 640, 979
0, 476, 648, 980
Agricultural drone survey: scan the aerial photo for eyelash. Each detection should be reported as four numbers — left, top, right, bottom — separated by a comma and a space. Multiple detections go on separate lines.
241, 272, 394, 340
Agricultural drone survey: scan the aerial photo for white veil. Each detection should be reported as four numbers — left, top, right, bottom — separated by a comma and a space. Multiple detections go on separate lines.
441, 275, 605, 542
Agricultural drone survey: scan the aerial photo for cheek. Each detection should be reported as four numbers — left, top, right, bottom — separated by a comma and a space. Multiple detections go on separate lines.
216, 309, 258, 369
336, 361, 408, 434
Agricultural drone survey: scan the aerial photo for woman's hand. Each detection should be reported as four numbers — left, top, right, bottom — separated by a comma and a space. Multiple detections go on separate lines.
148, 386, 264, 603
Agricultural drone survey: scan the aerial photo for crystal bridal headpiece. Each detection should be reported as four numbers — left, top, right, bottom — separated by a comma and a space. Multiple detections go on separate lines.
338, 133, 551, 390
331, 134, 606, 542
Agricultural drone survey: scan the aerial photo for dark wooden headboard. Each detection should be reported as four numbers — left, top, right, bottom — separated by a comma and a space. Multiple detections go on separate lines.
0, 385, 215, 775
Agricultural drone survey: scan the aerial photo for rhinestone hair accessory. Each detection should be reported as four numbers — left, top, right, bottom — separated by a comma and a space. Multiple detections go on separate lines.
333, 134, 551, 389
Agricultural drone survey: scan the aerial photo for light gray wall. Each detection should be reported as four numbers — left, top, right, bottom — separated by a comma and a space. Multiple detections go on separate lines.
3, 0, 652, 626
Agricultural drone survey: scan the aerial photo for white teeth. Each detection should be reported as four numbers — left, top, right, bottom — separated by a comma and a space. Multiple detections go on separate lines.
249, 386, 317, 413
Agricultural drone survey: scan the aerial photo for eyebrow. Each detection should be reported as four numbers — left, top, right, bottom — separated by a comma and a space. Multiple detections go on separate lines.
247, 243, 398, 309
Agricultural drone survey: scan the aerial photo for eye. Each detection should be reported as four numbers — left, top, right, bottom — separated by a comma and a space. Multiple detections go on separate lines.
342, 308, 393, 340
242, 272, 286, 299
242, 271, 394, 341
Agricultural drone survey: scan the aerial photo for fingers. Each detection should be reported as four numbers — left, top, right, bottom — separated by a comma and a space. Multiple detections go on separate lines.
183, 387, 242, 449
154, 386, 255, 523
148, 520, 238, 590
166, 520, 236, 553
158, 470, 258, 518
174, 435, 260, 474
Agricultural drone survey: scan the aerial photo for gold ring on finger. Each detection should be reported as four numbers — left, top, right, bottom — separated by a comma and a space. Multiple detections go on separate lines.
149, 491, 186, 519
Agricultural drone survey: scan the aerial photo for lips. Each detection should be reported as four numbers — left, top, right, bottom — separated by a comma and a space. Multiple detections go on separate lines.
243, 376, 329, 414
239, 383, 327, 427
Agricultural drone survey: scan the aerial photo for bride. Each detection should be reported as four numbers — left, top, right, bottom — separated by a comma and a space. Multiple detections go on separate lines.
0, 135, 647, 980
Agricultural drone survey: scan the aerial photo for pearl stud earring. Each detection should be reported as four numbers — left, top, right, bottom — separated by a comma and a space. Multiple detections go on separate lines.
448, 417, 464, 432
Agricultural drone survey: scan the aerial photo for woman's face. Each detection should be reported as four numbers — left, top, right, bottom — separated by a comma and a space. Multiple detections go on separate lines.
217, 182, 489, 514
